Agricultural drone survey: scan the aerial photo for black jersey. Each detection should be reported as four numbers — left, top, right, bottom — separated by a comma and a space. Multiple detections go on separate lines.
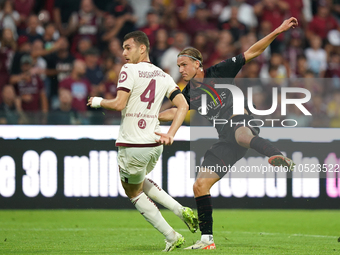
182, 53, 246, 126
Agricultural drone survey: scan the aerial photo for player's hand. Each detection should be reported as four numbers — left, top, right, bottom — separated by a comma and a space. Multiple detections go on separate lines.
87, 97, 94, 107
277, 17, 298, 33
155, 132, 174, 146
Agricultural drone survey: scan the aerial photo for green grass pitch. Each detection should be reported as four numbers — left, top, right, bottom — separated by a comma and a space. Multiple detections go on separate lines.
0, 209, 339, 254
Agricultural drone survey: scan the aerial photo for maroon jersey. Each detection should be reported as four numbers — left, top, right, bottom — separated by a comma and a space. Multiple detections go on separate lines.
59, 77, 92, 112
308, 16, 338, 40
71, 12, 100, 54
17, 74, 44, 111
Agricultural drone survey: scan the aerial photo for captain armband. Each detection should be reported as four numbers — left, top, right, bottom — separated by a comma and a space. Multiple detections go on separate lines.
169, 89, 182, 101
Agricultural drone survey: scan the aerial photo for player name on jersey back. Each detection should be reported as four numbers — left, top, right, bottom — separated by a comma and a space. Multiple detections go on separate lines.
116, 62, 178, 147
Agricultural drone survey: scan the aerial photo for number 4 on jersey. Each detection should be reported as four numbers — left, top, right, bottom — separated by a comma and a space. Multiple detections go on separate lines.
140, 79, 155, 109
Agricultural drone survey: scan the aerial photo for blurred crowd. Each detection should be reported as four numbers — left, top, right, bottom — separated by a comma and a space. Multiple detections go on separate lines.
1, 0, 340, 127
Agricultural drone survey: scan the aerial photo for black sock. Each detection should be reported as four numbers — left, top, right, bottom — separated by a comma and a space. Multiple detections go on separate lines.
195, 195, 213, 235
250, 136, 283, 157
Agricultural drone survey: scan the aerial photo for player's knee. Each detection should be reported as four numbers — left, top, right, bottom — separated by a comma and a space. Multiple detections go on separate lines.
235, 127, 254, 148
193, 179, 209, 196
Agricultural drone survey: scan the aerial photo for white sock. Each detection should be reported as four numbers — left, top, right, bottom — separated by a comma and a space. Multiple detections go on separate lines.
143, 178, 182, 218
131, 192, 177, 242
201, 234, 214, 243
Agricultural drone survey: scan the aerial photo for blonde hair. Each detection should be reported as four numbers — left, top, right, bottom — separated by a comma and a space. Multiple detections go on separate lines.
178, 47, 203, 67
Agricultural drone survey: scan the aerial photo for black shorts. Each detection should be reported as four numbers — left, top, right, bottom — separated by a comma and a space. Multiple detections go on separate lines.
201, 114, 260, 178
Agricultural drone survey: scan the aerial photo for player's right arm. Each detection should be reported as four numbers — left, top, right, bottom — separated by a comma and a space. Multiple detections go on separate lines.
87, 90, 131, 111
158, 108, 177, 122
156, 89, 188, 145
158, 82, 190, 122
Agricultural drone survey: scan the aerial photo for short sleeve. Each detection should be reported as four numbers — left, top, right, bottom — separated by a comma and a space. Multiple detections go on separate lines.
181, 83, 191, 109
117, 64, 134, 92
207, 53, 245, 78
165, 75, 179, 98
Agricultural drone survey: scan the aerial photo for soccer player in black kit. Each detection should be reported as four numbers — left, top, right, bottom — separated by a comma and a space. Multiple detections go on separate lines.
159, 17, 298, 250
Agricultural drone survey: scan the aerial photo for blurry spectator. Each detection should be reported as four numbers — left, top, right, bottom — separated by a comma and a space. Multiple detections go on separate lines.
183, 3, 217, 39
59, 59, 93, 113
302, 70, 324, 95
307, 3, 338, 41
219, 0, 258, 29
25, 15, 44, 43
0, 28, 16, 91
310, 94, 330, 127
286, 103, 312, 127
283, 29, 305, 77
68, 0, 101, 56
103, 56, 119, 99
43, 22, 59, 50
150, 28, 169, 67
9, 55, 48, 124
84, 48, 105, 97
53, 0, 81, 36
254, 0, 289, 52
218, 6, 249, 43
151, 0, 167, 24
295, 54, 308, 77
252, 21, 272, 63
10, 35, 31, 75
284, 0, 304, 25
14, 0, 35, 32
305, 35, 327, 77
48, 88, 79, 125
45, 37, 75, 106
0, 84, 24, 124
206, 40, 234, 67
248, 85, 269, 122
98, 14, 122, 52
74, 36, 93, 59
160, 31, 188, 82
242, 60, 261, 78
30, 39, 47, 82
0, 0, 20, 39
140, 9, 164, 47
192, 31, 211, 65
325, 53, 340, 90
107, 0, 137, 41
108, 37, 125, 64
260, 53, 289, 83
327, 90, 340, 127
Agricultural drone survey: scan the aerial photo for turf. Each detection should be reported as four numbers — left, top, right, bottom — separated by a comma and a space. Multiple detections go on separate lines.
0, 209, 339, 254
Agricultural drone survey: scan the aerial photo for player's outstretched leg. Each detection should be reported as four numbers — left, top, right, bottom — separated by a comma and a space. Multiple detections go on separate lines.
235, 127, 295, 171
143, 178, 198, 233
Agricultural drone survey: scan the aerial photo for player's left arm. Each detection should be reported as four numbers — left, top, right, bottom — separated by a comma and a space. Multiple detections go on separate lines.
244, 17, 298, 63
87, 90, 131, 111
156, 89, 189, 145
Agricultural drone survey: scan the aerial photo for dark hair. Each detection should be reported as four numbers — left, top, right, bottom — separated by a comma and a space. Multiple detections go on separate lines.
178, 47, 203, 67
123, 31, 150, 53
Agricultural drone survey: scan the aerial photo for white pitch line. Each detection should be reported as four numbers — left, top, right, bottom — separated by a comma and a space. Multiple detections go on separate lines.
0, 228, 337, 239
219, 230, 338, 239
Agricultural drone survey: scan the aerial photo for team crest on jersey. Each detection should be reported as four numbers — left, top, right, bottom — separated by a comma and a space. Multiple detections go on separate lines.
138, 119, 146, 129
119, 71, 128, 83
232, 57, 236, 62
